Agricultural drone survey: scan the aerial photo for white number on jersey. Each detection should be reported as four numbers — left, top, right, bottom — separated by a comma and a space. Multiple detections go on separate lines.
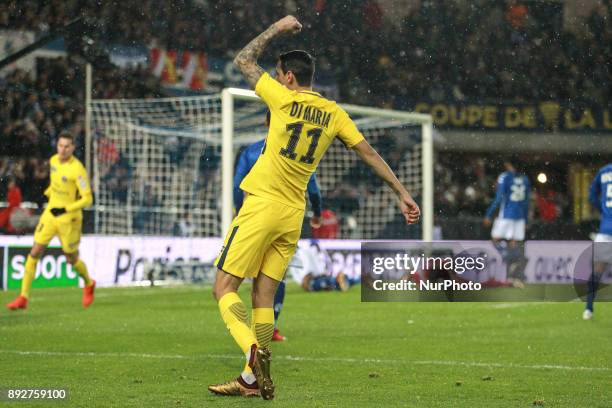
510, 183, 526, 202
606, 184, 612, 208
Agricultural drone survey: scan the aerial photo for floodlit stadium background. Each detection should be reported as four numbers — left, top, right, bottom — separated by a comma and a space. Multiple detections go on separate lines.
0, 1, 611, 407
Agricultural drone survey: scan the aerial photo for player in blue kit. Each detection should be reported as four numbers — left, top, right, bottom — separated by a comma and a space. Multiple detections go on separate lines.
234, 118, 323, 340
484, 160, 530, 284
583, 163, 612, 320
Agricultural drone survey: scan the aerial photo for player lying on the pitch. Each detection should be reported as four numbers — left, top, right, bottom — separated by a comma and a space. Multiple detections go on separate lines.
287, 241, 358, 292
208, 15, 419, 400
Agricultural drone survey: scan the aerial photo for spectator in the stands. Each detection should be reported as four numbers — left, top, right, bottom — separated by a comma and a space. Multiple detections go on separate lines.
0, 177, 22, 233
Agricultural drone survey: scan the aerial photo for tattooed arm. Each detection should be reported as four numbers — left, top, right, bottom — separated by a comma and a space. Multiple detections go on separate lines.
233, 15, 303, 88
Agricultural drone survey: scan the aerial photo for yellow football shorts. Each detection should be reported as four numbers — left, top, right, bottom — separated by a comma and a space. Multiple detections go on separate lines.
33, 211, 83, 254
215, 194, 304, 282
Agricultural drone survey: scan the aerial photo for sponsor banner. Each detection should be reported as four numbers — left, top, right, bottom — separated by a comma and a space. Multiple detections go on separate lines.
1, 237, 610, 290
0, 236, 346, 288
414, 101, 612, 132
79, 236, 223, 286
5, 246, 79, 290
524, 241, 593, 284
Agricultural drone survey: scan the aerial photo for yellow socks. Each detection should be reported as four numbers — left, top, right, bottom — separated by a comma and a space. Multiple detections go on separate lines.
252, 308, 275, 349
20, 255, 38, 299
218, 292, 275, 386
20, 256, 93, 298
73, 259, 93, 286
218, 293, 258, 358
242, 307, 275, 377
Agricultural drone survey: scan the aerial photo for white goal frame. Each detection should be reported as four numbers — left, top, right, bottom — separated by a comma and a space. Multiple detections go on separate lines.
221, 87, 434, 241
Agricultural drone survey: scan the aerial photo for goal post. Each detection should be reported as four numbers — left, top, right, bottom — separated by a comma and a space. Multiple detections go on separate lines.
90, 89, 433, 240
221, 87, 434, 241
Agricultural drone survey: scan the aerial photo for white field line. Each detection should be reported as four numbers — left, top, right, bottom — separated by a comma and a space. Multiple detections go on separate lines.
24, 286, 206, 301
0, 350, 608, 372
489, 303, 542, 309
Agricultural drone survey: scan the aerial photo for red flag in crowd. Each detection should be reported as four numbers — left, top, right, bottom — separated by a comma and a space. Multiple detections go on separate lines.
151, 48, 208, 90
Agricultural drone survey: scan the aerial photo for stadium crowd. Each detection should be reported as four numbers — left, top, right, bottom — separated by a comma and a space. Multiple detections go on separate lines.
0, 56, 161, 231
362, 0, 612, 107
1, 0, 610, 105
1, 0, 608, 235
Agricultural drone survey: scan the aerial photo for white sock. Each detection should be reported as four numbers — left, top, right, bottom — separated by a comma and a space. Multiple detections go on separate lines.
241, 371, 256, 385
240, 347, 257, 385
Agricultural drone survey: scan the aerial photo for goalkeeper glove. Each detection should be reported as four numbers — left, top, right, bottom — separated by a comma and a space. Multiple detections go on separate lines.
50, 207, 67, 217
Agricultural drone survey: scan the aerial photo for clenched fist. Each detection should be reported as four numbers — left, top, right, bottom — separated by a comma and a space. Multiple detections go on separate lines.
399, 193, 420, 225
274, 15, 302, 34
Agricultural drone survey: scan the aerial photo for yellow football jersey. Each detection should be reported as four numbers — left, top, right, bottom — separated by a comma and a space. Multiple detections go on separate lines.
46, 154, 92, 214
241, 72, 365, 209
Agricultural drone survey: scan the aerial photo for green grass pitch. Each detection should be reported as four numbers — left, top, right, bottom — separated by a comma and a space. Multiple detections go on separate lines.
1, 284, 610, 407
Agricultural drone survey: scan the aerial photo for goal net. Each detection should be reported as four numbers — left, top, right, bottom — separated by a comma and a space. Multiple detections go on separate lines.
90, 90, 432, 240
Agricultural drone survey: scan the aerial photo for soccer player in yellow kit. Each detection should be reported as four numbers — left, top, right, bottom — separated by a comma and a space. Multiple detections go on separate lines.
6, 132, 96, 310
208, 16, 420, 399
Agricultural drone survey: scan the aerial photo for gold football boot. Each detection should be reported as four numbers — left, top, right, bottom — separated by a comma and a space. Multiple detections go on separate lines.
208, 377, 260, 397
253, 347, 275, 400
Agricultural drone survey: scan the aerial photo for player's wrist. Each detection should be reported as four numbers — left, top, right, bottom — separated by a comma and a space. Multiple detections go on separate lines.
395, 187, 410, 199
269, 23, 283, 38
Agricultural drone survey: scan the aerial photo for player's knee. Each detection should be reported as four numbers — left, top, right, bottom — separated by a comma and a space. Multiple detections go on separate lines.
251, 292, 270, 308
65, 253, 79, 265
213, 268, 243, 301
251, 286, 274, 308
212, 280, 229, 301
29, 247, 44, 259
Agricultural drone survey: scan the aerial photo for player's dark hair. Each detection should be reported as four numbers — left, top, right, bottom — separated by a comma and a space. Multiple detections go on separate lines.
278, 50, 315, 87
58, 131, 74, 144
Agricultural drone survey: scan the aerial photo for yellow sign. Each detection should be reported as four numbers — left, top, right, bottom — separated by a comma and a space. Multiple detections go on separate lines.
415, 102, 612, 131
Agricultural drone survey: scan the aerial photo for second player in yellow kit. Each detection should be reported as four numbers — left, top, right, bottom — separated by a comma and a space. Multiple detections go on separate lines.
7, 132, 96, 311
35, 148, 91, 253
